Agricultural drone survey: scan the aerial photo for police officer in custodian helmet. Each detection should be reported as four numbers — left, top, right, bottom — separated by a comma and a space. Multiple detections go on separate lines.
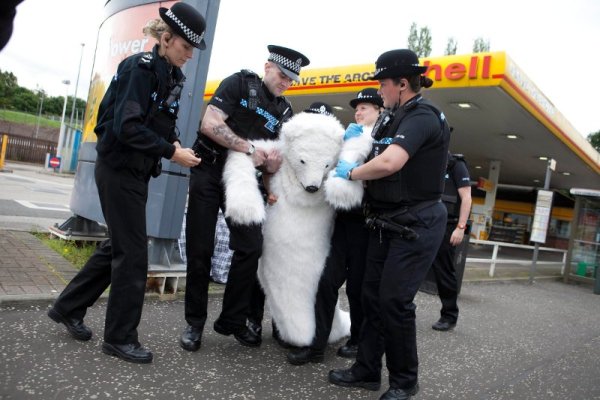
329, 49, 451, 399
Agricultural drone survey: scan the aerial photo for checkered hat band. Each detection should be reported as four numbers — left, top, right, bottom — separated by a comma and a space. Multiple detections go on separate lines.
308, 106, 330, 115
268, 52, 301, 74
166, 9, 204, 46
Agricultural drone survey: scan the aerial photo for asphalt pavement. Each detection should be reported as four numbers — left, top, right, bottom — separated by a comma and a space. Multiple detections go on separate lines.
1, 162, 599, 399
2, 279, 599, 400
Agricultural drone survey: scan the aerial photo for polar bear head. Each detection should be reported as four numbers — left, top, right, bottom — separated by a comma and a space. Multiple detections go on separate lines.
279, 112, 344, 198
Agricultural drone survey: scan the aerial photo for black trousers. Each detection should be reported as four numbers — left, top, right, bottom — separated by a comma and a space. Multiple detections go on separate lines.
185, 160, 263, 332
351, 202, 446, 389
312, 212, 368, 349
52, 158, 150, 344
430, 224, 459, 322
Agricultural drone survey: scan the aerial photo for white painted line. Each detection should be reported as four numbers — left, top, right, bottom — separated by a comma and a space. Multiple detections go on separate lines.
15, 200, 70, 212
8, 173, 74, 189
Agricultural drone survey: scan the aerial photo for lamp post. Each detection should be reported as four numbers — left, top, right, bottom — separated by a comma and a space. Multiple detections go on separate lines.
56, 79, 71, 159
34, 86, 44, 139
69, 43, 85, 129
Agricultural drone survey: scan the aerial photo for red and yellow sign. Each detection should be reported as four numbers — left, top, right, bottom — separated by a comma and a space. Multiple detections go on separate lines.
203, 52, 507, 100
477, 177, 495, 192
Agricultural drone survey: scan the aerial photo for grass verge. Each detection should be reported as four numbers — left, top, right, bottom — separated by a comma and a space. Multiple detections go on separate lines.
0, 109, 63, 129
32, 232, 97, 270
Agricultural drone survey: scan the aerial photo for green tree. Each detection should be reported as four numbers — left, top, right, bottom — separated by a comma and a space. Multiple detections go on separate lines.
473, 37, 490, 53
0, 69, 19, 108
588, 130, 600, 151
445, 37, 458, 55
0, 68, 87, 117
12, 87, 38, 113
407, 23, 432, 57
43, 96, 65, 116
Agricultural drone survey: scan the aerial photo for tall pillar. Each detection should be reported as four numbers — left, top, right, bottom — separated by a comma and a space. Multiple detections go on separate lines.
471, 160, 501, 240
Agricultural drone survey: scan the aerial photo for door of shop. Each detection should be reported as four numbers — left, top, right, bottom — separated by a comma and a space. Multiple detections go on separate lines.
565, 189, 600, 294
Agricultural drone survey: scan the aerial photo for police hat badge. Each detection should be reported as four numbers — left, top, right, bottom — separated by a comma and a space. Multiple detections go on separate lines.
267, 45, 310, 82
304, 101, 334, 116
349, 88, 383, 109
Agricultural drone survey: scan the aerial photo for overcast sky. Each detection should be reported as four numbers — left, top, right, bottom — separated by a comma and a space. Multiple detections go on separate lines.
1, 0, 599, 137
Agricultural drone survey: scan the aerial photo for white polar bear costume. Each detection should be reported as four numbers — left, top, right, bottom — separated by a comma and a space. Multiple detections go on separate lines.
223, 112, 372, 347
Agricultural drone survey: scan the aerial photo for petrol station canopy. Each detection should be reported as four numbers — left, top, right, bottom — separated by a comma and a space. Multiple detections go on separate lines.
204, 52, 600, 191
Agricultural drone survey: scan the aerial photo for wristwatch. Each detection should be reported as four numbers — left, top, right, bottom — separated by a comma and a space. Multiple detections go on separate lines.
347, 168, 354, 181
457, 223, 466, 230
246, 144, 255, 156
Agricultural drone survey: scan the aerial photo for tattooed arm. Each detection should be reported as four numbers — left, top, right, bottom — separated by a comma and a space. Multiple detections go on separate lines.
200, 104, 266, 165
200, 105, 248, 151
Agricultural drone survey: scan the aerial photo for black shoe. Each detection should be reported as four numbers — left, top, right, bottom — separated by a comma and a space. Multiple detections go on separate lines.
287, 346, 324, 365
337, 341, 358, 358
247, 319, 262, 338
179, 325, 202, 352
214, 320, 262, 347
102, 342, 153, 364
47, 308, 92, 341
379, 384, 419, 400
328, 368, 381, 391
432, 319, 457, 331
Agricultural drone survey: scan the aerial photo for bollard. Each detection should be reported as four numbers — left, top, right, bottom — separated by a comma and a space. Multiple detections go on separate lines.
0, 134, 8, 170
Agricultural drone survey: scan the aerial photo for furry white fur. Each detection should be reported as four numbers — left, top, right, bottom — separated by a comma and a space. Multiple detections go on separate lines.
223, 141, 276, 225
223, 113, 371, 347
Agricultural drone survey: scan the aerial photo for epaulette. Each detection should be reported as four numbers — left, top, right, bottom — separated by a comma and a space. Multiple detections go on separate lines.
138, 52, 154, 69
240, 69, 259, 78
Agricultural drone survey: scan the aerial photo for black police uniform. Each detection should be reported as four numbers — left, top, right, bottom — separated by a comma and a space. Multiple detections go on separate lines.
311, 207, 368, 351
351, 94, 450, 390
184, 70, 292, 334
51, 44, 184, 345
431, 155, 470, 324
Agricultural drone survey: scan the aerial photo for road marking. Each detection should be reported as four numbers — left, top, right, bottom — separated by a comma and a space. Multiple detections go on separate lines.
2, 173, 74, 189
15, 200, 70, 212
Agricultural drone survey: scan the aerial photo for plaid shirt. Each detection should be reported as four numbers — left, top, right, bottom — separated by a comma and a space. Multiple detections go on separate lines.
178, 210, 233, 284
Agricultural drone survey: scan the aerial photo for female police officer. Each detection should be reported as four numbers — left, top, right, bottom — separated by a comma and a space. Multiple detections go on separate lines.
328, 49, 451, 399
47, 2, 205, 364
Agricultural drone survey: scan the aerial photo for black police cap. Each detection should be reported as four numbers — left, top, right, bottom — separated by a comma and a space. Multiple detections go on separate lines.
267, 45, 310, 82
304, 101, 334, 116
349, 88, 383, 109
371, 49, 427, 80
159, 2, 207, 49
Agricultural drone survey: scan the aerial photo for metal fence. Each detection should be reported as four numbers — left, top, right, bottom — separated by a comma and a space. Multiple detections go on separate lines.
0, 133, 56, 164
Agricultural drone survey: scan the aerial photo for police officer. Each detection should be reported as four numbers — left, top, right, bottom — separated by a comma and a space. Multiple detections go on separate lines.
328, 49, 450, 400
47, 2, 205, 364
430, 153, 472, 331
287, 88, 383, 366
180, 45, 309, 351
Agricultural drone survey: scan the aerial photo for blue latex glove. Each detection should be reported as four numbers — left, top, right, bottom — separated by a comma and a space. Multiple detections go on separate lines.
334, 159, 359, 180
343, 123, 363, 141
